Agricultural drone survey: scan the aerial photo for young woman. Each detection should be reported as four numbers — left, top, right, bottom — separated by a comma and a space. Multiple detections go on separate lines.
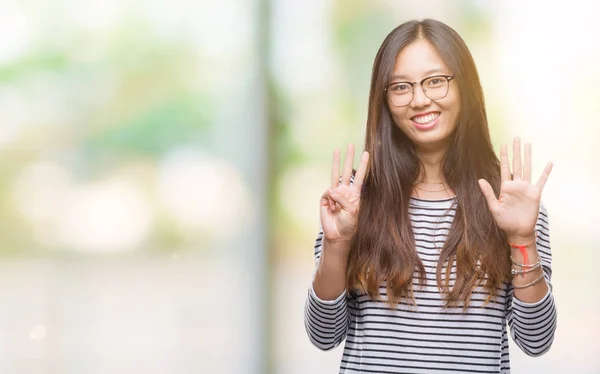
304, 19, 556, 373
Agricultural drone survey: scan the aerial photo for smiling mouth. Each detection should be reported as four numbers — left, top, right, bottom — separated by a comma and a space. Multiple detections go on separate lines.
411, 112, 440, 124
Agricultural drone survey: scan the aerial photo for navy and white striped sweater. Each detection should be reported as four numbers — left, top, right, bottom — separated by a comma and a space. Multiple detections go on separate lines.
304, 196, 556, 373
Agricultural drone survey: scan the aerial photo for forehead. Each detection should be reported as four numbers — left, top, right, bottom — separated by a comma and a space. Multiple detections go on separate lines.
391, 39, 450, 81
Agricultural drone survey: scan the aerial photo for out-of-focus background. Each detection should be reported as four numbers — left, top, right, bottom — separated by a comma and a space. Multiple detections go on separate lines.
0, 0, 598, 373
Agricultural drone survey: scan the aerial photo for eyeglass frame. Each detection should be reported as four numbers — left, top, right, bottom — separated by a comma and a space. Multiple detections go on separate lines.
384, 75, 455, 107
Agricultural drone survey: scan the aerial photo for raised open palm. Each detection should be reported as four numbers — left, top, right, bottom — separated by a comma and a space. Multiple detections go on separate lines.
320, 143, 369, 243
478, 138, 552, 240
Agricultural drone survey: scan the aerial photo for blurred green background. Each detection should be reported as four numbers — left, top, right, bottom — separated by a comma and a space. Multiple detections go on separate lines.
0, 0, 598, 373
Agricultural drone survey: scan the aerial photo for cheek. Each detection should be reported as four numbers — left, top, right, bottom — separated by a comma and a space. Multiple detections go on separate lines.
440, 97, 460, 120
388, 106, 410, 123
448, 94, 461, 114
447, 105, 461, 132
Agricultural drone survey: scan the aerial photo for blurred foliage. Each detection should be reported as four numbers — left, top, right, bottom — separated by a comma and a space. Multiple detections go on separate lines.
0, 51, 69, 81
0, 12, 214, 256
82, 94, 210, 161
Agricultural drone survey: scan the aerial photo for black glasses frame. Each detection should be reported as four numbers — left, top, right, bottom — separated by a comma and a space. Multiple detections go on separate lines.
385, 75, 455, 107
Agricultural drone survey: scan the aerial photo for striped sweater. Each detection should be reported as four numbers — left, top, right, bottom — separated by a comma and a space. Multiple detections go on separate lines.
304, 196, 556, 373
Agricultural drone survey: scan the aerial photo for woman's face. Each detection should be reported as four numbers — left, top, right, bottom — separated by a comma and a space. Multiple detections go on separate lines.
387, 39, 460, 152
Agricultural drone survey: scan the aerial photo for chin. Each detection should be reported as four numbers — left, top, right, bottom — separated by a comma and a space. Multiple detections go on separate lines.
413, 134, 451, 150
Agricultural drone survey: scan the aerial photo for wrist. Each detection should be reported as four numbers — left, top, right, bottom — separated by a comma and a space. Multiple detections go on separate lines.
321, 238, 352, 259
323, 236, 354, 246
506, 232, 536, 247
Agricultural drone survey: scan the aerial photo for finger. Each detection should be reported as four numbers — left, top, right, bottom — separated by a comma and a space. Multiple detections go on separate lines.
321, 190, 338, 212
352, 151, 369, 191
535, 162, 553, 191
341, 143, 354, 186
331, 149, 340, 189
328, 188, 355, 213
523, 143, 532, 182
512, 138, 522, 180
329, 196, 336, 211
320, 193, 336, 218
478, 179, 499, 212
500, 144, 510, 182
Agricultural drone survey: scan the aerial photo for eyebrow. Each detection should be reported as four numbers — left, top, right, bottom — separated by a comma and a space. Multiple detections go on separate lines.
390, 68, 448, 82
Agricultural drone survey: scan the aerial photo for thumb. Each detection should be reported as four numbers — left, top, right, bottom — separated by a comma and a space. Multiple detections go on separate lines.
320, 190, 336, 212
328, 189, 356, 215
478, 179, 499, 212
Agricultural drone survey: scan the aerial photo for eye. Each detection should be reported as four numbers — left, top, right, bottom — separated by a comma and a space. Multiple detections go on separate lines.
389, 83, 411, 93
426, 77, 444, 87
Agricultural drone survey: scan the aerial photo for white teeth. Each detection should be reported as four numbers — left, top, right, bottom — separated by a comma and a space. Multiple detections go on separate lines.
413, 113, 439, 124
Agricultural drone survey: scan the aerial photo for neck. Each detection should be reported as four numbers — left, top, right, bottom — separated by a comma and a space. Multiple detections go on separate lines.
415, 146, 446, 183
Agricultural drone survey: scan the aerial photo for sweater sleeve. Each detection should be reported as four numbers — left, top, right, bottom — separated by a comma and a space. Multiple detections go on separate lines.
304, 229, 351, 351
505, 204, 557, 356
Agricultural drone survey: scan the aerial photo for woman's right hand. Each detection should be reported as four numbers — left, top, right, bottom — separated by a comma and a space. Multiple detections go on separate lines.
320, 143, 369, 244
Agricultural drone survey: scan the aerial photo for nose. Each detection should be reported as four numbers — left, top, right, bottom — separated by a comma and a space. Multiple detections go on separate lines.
410, 83, 431, 108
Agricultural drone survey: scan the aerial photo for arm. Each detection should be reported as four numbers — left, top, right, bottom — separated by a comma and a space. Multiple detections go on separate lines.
479, 139, 557, 355
304, 144, 368, 351
505, 204, 557, 356
304, 229, 351, 351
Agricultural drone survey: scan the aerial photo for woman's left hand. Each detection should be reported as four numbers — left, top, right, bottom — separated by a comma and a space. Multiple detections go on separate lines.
478, 138, 553, 242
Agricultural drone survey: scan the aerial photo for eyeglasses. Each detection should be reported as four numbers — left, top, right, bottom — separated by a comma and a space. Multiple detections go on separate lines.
385, 75, 455, 107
